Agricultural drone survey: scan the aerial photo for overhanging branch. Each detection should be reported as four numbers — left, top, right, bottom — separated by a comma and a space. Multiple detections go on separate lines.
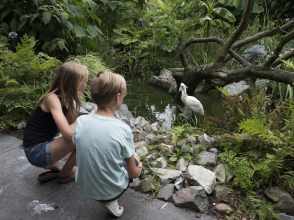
272, 50, 294, 68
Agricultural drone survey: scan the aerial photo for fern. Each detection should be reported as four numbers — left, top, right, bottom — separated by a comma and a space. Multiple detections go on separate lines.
280, 171, 294, 189
238, 118, 269, 136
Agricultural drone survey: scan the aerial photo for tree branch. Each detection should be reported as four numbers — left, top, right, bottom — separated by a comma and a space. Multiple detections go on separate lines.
216, 0, 255, 64
264, 29, 294, 67
271, 50, 294, 68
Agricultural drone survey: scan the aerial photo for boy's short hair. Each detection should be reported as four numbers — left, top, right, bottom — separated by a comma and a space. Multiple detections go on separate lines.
90, 71, 127, 107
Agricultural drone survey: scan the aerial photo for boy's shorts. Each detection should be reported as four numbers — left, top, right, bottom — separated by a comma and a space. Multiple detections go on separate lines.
24, 136, 59, 167
98, 158, 139, 202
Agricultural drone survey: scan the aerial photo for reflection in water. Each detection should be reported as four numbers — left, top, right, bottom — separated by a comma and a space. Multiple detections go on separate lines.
123, 79, 223, 128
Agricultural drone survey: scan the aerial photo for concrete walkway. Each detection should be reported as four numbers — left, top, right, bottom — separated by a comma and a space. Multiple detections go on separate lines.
0, 132, 216, 220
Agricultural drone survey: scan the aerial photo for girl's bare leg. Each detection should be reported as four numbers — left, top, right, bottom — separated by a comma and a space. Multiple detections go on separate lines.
44, 161, 63, 172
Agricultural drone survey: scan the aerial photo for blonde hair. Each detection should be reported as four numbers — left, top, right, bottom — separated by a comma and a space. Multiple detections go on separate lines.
36, 62, 88, 119
90, 71, 127, 107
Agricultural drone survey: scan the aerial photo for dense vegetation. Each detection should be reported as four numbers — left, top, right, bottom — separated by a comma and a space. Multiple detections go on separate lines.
1, 0, 294, 219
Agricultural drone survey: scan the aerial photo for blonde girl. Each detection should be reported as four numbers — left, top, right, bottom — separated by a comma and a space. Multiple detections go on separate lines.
73, 71, 144, 217
23, 62, 88, 183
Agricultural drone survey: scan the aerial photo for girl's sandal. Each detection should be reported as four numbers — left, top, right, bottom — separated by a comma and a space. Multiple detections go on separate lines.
58, 176, 75, 184
37, 171, 60, 182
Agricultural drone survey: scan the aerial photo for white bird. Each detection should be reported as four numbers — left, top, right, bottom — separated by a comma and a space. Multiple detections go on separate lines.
179, 83, 205, 115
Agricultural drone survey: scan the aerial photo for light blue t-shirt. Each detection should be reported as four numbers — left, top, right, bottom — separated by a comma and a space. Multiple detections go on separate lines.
73, 114, 135, 201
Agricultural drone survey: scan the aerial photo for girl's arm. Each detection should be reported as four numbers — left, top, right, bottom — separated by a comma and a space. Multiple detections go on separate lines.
67, 110, 76, 125
46, 94, 76, 141
125, 155, 143, 179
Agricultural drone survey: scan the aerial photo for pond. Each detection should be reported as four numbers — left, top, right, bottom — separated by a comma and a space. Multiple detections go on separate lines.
123, 78, 224, 128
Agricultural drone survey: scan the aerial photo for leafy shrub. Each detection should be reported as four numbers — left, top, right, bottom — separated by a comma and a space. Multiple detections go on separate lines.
0, 35, 60, 128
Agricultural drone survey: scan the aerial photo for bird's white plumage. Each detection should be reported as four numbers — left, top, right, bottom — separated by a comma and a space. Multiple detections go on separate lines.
179, 83, 205, 115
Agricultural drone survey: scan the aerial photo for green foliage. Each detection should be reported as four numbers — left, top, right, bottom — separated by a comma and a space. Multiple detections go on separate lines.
0, 35, 60, 128
262, 0, 294, 24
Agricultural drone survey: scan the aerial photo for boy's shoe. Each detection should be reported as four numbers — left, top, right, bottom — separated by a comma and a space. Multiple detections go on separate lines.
98, 199, 123, 217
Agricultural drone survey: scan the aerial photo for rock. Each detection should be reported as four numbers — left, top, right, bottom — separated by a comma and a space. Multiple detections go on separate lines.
159, 69, 174, 81
179, 139, 186, 145
215, 203, 232, 213
141, 178, 154, 192
223, 80, 249, 96
85, 102, 96, 112
174, 176, 184, 190
175, 158, 189, 171
141, 169, 149, 179
213, 164, 234, 183
13, 119, 26, 130
173, 186, 209, 213
157, 184, 174, 202
187, 136, 197, 145
151, 122, 160, 132
114, 104, 134, 126
209, 148, 218, 154
185, 165, 216, 194
151, 168, 182, 185
274, 214, 294, 220
129, 178, 141, 187
143, 152, 158, 163
137, 131, 147, 141
89, 105, 98, 114
135, 116, 149, 128
132, 127, 141, 134
209, 137, 216, 146
145, 134, 155, 145
135, 142, 148, 157
213, 184, 233, 199
155, 135, 166, 143
197, 151, 218, 166
182, 144, 194, 153
79, 106, 89, 115
184, 180, 190, 188
264, 186, 294, 214
242, 44, 268, 64
160, 143, 175, 154
198, 133, 211, 147
196, 213, 201, 218
144, 125, 153, 134
161, 125, 170, 133
156, 157, 168, 169
134, 141, 146, 149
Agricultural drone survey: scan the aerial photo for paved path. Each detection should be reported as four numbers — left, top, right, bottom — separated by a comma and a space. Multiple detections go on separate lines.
0, 132, 216, 220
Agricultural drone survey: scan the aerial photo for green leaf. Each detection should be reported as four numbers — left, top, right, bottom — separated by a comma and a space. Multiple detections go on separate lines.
42, 42, 50, 50
61, 13, 69, 23
212, 19, 231, 28
184, 23, 202, 32
50, 0, 57, 6
1, 22, 9, 33
13, 8, 22, 16
213, 7, 236, 22
10, 18, 19, 32
199, 16, 213, 25
86, 25, 98, 38
252, 3, 263, 14
57, 40, 65, 50
48, 20, 55, 31
18, 19, 27, 31
42, 11, 52, 25
30, 13, 40, 25
73, 23, 87, 37
67, 5, 84, 18
51, 42, 57, 51
1, 9, 11, 19
271, 1, 276, 9
169, 155, 178, 162
219, 0, 263, 13
182, 1, 207, 13
88, 10, 101, 25
115, 17, 134, 31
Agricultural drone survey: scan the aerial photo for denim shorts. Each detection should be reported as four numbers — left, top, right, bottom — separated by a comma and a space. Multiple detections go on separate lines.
24, 136, 59, 167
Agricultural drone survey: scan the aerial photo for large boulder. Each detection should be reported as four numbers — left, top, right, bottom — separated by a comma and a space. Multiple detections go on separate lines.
173, 186, 209, 213
242, 44, 268, 64
114, 104, 134, 126
264, 186, 294, 214
151, 168, 182, 185
185, 165, 216, 194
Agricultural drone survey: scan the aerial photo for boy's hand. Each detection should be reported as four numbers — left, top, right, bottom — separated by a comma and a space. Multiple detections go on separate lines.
138, 162, 143, 169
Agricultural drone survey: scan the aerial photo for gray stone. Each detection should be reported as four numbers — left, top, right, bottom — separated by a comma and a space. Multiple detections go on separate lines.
144, 125, 153, 134
274, 214, 294, 220
198, 133, 211, 147
79, 106, 89, 115
174, 177, 184, 190
13, 119, 26, 130
242, 44, 268, 64
187, 136, 197, 145
85, 102, 96, 112
132, 127, 141, 134
114, 104, 134, 125
209, 148, 218, 155
160, 143, 175, 154
209, 137, 216, 146
135, 116, 149, 128
213, 184, 233, 199
136, 145, 148, 157
129, 178, 141, 187
161, 125, 170, 133
184, 180, 190, 188
159, 69, 174, 81
215, 203, 232, 213
156, 157, 168, 169
157, 184, 174, 202
213, 164, 234, 183
182, 144, 193, 153
145, 134, 155, 145
173, 186, 209, 213
179, 139, 186, 146
155, 135, 166, 143
175, 158, 189, 171
185, 165, 216, 194
151, 122, 160, 132
143, 152, 158, 163
134, 141, 146, 149
223, 80, 249, 96
137, 131, 147, 141
265, 186, 294, 214
197, 151, 218, 166
141, 178, 154, 192
151, 168, 182, 185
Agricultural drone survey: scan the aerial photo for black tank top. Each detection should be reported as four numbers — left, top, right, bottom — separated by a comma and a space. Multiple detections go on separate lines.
23, 106, 68, 148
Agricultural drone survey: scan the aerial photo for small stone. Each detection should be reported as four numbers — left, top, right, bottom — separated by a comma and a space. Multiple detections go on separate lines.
197, 151, 218, 166
85, 102, 96, 112
161, 125, 169, 133
160, 143, 175, 154
151, 168, 182, 185
156, 157, 168, 168
175, 158, 189, 171
184, 180, 190, 188
141, 178, 154, 192
157, 184, 174, 202
274, 214, 294, 220
213, 164, 234, 183
196, 213, 201, 218
213, 184, 233, 199
145, 134, 155, 145
209, 137, 216, 146
13, 119, 26, 130
187, 136, 197, 145
137, 131, 147, 141
135, 145, 148, 157
209, 148, 218, 154
215, 203, 232, 213
182, 144, 193, 153
79, 106, 89, 115
143, 152, 158, 163
129, 178, 141, 187
198, 133, 211, 146
89, 105, 98, 114
151, 122, 160, 132
179, 139, 186, 145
